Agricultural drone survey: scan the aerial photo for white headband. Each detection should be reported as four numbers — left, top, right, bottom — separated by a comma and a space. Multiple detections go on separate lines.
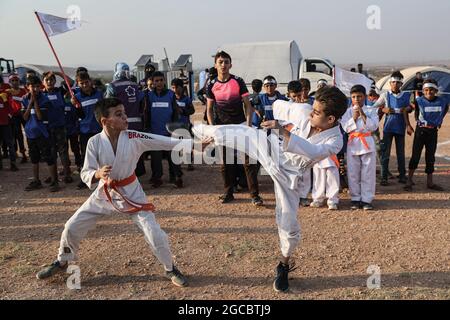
422, 83, 439, 91
390, 77, 403, 83
263, 79, 277, 85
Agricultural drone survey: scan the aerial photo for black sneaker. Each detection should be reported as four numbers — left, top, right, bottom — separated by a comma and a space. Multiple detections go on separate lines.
150, 178, 163, 188
64, 175, 74, 184
10, 163, 18, 172
398, 177, 407, 184
350, 201, 361, 210
77, 181, 88, 190
273, 261, 297, 293
252, 195, 264, 206
44, 177, 52, 184
25, 180, 42, 191
49, 181, 60, 192
174, 178, 183, 189
165, 265, 188, 287
299, 198, 310, 207
36, 260, 68, 279
380, 178, 389, 186
361, 202, 374, 211
219, 193, 234, 204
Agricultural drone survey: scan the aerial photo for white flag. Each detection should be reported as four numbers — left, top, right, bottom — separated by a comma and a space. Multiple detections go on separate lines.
36, 11, 80, 37
334, 66, 373, 96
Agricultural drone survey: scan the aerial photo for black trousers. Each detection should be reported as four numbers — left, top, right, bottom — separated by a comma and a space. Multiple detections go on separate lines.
150, 150, 182, 180
220, 147, 259, 197
67, 133, 83, 168
408, 126, 438, 174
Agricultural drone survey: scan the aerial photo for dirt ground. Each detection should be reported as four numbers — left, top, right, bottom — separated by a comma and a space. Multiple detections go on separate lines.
0, 102, 449, 300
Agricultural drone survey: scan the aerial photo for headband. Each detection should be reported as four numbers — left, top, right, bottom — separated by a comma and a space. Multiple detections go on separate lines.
422, 83, 439, 91
390, 77, 403, 83
263, 79, 277, 85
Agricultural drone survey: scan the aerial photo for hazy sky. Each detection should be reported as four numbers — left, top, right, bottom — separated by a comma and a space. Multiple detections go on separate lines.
1, 0, 449, 71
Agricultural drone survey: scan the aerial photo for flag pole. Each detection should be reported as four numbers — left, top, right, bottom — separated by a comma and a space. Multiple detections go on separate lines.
332, 64, 336, 87
34, 11, 79, 107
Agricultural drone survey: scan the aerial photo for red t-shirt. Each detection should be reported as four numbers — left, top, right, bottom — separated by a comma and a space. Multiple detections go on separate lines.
6, 88, 27, 116
0, 83, 11, 94
0, 94, 12, 125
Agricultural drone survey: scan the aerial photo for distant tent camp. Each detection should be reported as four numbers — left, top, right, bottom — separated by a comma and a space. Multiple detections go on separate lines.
376, 66, 450, 98
218, 41, 302, 86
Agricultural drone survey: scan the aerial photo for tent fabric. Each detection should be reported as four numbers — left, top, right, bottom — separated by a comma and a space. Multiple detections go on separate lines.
218, 41, 302, 85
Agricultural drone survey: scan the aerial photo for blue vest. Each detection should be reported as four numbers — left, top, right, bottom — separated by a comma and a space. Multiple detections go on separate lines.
110, 79, 143, 131
76, 89, 102, 134
252, 92, 287, 126
176, 95, 192, 124
44, 89, 66, 128
383, 91, 411, 135
416, 96, 447, 128
148, 90, 174, 136
22, 93, 50, 139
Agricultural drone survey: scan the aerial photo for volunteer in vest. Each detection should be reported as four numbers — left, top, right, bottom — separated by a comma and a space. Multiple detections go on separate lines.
43, 72, 73, 184
372, 71, 413, 186
71, 71, 103, 189
106, 62, 146, 176
404, 79, 449, 192
145, 71, 183, 188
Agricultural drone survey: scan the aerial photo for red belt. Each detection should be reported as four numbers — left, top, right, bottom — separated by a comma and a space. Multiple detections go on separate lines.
103, 173, 155, 214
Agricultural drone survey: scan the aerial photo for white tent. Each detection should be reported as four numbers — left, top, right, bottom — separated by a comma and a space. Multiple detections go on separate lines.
218, 41, 302, 85
376, 66, 450, 96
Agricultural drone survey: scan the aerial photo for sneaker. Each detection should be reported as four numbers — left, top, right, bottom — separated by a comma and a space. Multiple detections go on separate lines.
398, 177, 407, 184
64, 175, 74, 184
361, 202, 374, 211
328, 203, 338, 210
49, 181, 60, 192
252, 195, 264, 206
150, 178, 163, 188
44, 177, 52, 184
10, 163, 18, 172
25, 180, 42, 191
273, 261, 297, 293
77, 181, 88, 190
165, 265, 188, 287
299, 198, 310, 207
380, 178, 389, 186
219, 193, 234, 204
309, 201, 323, 208
36, 260, 68, 279
350, 201, 361, 210
174, 178, 183, 189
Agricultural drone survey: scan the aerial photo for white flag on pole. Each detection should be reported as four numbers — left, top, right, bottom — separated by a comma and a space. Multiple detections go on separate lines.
334, 66, 373, 96
36, 11, 81, 37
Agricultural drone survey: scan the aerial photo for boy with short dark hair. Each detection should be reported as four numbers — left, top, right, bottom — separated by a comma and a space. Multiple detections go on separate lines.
42, 71, 73, 183
299, 78, 314, 105
36, 97, 195, 287
146, 71, 183, 188
21, 76, 59, 191
71, 72, 103, 189
405, 79, 449, 191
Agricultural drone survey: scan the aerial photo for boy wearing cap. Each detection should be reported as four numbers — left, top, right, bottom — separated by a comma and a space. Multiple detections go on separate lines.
404, 79, 449, 192
372, 71, 413, 186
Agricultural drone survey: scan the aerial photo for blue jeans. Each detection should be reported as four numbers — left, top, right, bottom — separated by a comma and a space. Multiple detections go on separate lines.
381, 131, 406, 179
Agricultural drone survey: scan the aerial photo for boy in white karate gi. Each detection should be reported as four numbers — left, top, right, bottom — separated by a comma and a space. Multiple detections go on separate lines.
36, 98, 197, 287
310, 155, 340, 210
341, 85, 379, 210
193, 86, 348, 293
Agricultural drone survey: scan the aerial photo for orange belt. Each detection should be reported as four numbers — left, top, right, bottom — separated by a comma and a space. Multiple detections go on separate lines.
330, 154, 340, 168
103, 173, 155, 214
348, 132, 371, 151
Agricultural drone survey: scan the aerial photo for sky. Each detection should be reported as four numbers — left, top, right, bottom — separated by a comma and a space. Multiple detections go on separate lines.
1, 0, 449, 71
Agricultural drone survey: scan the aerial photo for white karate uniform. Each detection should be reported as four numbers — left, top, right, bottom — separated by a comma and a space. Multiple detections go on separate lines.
341, 105, 379, 204
312, 156, 340, 205
193, 100, 342, 258
57, 130, 192, 271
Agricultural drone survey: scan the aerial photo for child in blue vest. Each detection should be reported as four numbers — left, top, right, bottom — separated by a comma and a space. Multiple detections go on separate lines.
21, 75, 59, 192
405, 79, 449, 192
372, 71, 414, 186
71, 71, 103, 189
251, 75, 288, 127
43, 72, 73, 184
62, 83, 82, 173
146, 71, 182, 188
